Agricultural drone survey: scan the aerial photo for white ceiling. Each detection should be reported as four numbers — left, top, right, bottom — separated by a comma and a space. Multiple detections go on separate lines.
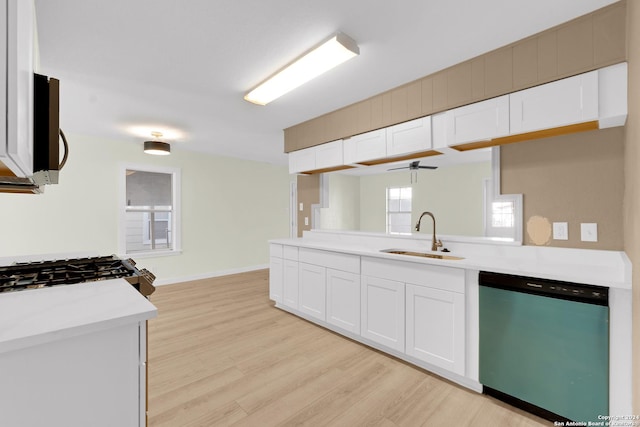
33, 0, 618, 166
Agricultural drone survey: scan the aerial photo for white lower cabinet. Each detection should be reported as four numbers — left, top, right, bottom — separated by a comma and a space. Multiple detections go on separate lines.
282, 259, 299, 309
269, 256, 283, 303
406, 284, 465, 375
298, 262, 327, 321
361, 275, 405, 352
326, 268, 360, 334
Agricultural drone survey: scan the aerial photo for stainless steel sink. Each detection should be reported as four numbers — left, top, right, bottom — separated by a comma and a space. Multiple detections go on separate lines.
380, 249, 464, 261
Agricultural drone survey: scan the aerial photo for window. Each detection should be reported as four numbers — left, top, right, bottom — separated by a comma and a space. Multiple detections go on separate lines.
120, 165, 180, 255
483, 178, 521, 240
387, 186, 412, 234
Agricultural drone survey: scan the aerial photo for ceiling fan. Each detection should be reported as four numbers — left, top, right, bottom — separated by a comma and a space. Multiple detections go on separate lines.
387, 160, 437, 183
387, 160, 437, 171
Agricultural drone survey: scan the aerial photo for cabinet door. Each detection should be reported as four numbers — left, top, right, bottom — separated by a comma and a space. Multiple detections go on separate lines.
361, 276, 405, 352
298, 262, 326, 321
326, 269, 360, 334
386, 116, 432, 156
282, 259, 299, 309
288, 148, 315, 174
446, 95, 509, 146
343, 129, 387, 164
406, 284, 465, 375
314, 140, 343, 170
269, 257, 284, 303
3, 0, 34, 177
510, 71, 598, 135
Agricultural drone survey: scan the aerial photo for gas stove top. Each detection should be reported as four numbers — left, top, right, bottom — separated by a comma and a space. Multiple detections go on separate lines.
0, 255, 155, 296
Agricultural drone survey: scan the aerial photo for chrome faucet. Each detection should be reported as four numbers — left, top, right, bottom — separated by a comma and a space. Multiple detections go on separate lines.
415, 211, 443, 252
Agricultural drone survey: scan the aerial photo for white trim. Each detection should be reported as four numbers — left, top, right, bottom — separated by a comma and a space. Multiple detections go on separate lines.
290, 181, 297, 238
118, 163, 182, 256
152, 264, 269, 286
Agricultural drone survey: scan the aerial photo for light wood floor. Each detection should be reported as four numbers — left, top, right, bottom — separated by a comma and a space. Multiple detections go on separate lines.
147, 269, 552, 427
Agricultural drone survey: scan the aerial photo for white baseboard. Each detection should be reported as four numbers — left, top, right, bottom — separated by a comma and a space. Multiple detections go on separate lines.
153, 264, 269, 286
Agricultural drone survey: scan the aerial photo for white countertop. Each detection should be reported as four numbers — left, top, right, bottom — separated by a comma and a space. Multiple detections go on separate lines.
271, 230, 631, 290
0, 278, 158, 354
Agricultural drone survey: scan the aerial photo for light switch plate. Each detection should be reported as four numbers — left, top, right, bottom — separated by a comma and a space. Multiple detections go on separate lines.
299, 202, 304, 211
304, 217, 309, 226
553, 222, 568, 240
581, 223, 598, 242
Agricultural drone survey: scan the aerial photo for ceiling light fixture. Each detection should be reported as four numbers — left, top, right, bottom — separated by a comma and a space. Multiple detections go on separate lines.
144, 131, 171, 155
244, 32, 359, 106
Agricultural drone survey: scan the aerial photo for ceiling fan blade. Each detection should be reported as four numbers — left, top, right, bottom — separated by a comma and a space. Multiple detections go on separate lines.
417, 166, 438, 169
387, 167, 407, 171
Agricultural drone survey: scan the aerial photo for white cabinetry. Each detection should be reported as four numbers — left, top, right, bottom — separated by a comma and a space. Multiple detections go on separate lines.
361, 256, 466, 372
326, 268, 360, 334
288, 139, 343, 174
298, 262, 326, 321
598, 62, 627, 129
269, 257, 283, 303
446, 95, 509, 146
283, 259, 299, 309
361, 275, 405, 352
386, 116, 432, 156
1, 0, 35, 177
343, 117, 432, 165
298, 247, 360, 325
269, 244, 284, 303
510, 71, 598, 135
282, 246, 299, 309
406, 284, 465, 375
343, 129, 387, 164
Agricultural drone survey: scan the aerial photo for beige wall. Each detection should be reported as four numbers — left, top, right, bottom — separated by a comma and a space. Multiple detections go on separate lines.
625, 0, 640, 414
296, 174, 320, 237
0, 133, 292, 282
501, 127, 624, 250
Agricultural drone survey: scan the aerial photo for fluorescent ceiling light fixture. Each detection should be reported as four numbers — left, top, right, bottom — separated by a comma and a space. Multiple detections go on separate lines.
244, 32, 359, 105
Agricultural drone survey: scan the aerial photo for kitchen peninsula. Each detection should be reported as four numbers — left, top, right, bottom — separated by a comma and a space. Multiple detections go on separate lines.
269, 229, 632, 419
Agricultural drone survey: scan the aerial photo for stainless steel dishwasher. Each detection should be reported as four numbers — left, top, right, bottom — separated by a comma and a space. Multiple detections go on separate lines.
479, 271, 609, 423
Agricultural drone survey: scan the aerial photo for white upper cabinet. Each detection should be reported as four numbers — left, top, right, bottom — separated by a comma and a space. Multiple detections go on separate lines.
315, 139, 343, 170
343, 129, 387, 164
510, 71, 598, 135
288, 148, 315, 174
598, 62, 627, 129
1, 0, 35, 177
288, 139, 343, 174
386, 116, 432, 157
446, 95, 510, 146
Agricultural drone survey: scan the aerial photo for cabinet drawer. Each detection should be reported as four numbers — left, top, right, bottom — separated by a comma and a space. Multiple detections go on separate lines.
283, 245, 299, 261
299, 248, 360, 274
269, 243, 283, 258
362, 256, 464, 294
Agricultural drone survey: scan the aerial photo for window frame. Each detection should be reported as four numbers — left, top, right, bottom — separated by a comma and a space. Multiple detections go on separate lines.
118, 163, 182, 258
386, 186, 413, 235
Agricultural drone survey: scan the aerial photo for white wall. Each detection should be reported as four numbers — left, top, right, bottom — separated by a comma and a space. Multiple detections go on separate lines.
0, 133, 291, 283
319, 173, 360, 231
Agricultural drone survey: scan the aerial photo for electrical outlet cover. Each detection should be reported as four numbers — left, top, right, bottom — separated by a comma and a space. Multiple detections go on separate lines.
553, 222, 568, 240
581, 223, 598, 242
